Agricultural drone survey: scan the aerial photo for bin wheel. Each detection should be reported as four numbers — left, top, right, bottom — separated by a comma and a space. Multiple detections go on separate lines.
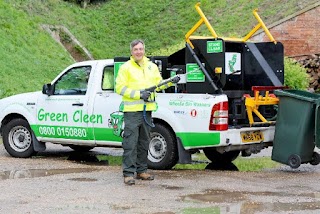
288, 154, 301, 169
310, 152, 320, 166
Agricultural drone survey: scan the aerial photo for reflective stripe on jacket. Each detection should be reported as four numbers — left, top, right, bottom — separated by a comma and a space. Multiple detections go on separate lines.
115, 56, 172, 112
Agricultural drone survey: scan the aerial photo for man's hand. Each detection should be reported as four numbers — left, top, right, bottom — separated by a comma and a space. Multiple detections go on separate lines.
140, 90, 151, 101
171, 75, 180, 83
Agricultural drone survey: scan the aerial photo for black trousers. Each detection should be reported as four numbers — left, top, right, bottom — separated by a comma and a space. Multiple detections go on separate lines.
122, 111, 151, 177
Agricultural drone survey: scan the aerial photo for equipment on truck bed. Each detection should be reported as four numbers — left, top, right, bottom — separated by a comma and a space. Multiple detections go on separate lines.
181, 3, 284, 127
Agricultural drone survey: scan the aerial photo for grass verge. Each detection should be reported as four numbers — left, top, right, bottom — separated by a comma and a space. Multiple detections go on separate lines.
97, 153, 280, 171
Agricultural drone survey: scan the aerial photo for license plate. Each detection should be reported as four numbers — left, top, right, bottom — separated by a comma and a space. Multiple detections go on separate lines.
241, 131, 264, 143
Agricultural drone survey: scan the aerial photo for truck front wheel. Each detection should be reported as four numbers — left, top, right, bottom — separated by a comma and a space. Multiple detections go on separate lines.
147, 123, 178, 170
203, 148, 239, 163
2, 118, 36, 158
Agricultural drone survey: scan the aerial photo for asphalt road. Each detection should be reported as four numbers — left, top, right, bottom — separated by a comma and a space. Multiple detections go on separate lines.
1, 142, 320, 214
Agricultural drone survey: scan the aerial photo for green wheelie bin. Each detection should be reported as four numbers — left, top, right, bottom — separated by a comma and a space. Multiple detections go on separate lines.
271, 89, 320, 168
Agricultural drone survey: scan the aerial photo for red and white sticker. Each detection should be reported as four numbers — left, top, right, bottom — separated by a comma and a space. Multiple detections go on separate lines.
190, 109, 197, 117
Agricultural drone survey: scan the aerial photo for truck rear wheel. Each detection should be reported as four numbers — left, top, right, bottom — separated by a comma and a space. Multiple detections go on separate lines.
203, 148, 239, 163
2, 118, 36, 158
147, 123, 178, 170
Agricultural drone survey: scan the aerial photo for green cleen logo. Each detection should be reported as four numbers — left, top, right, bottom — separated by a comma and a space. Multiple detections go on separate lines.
37, 108, 103, 124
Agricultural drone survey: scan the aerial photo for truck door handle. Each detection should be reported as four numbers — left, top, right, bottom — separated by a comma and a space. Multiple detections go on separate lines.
96, 92, 110, 97
72, 103, 84, 106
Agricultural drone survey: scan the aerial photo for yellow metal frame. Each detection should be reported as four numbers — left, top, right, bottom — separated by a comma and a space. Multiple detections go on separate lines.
185, 2, 276, 49
244, 91, 278, 126
244, 86, 287, 126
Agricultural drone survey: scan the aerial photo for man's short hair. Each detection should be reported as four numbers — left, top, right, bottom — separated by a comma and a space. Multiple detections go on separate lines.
130, 39, 145, 51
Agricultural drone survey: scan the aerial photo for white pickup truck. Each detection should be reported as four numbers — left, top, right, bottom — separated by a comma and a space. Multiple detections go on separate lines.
0, 59, 275, 169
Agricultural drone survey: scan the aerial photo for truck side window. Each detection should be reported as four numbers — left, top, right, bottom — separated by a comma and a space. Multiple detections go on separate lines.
102, 66, 114, 90
54, 66, 91, 95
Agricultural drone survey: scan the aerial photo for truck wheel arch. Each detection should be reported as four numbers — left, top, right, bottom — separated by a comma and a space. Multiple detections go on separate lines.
1, 113, 28, 134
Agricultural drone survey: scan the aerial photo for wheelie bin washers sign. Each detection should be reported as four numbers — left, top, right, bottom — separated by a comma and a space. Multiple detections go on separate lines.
186, 63, 205, 82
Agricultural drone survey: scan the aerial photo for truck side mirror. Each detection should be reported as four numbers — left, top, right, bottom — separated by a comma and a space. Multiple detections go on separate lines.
42, 84, 53, 96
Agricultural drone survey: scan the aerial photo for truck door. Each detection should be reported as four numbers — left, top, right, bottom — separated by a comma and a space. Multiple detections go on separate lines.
91, 65, 123, 146
35, 66, 93, 145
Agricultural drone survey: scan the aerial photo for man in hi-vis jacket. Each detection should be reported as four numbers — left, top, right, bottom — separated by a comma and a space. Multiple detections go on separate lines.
115, 39, 179, 185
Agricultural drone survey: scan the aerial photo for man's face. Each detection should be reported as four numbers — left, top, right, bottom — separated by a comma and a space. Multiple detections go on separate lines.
131, 42, 145, 62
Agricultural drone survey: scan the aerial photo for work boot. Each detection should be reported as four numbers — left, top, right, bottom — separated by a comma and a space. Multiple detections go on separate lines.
136, 172, 154, 180
124, 176, 135, 185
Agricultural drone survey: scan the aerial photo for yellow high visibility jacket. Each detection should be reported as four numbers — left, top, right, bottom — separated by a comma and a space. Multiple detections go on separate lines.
115, 56, 172, 112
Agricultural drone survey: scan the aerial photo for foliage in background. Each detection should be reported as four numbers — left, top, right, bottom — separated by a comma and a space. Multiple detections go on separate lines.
233, 157, 280, 171
284, 57, 309, 90
0, 0, 315, 98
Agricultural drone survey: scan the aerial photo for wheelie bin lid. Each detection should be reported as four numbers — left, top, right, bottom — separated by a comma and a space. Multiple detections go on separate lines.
274, 90, 320, 103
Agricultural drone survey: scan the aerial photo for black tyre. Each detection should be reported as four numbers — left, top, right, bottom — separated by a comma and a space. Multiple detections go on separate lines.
288, 154, 301, 169
69, 145, 94, 152
147, 123, 179, 170
203, 147, 240, 163
2, 118, 36, 158
310, 152, 320, 166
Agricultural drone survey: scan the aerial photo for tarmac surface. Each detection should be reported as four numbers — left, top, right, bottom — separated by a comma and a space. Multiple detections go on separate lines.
1, 141, 320, 213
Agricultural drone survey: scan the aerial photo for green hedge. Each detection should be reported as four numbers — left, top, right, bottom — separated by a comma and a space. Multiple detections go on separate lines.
284, 57, 309, 90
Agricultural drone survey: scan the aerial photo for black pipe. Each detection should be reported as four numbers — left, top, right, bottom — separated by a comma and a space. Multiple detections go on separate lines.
145, 75, 178, 92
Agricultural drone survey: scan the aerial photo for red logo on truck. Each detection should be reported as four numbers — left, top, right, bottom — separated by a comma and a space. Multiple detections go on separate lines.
190, 109, 197, 117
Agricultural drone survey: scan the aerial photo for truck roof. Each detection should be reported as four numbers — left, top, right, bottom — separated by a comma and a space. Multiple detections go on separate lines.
71, 59, 114, 67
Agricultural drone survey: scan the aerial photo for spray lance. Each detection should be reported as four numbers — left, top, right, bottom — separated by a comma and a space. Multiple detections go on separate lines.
140, 75, 181, 127
110, 75, 180, 137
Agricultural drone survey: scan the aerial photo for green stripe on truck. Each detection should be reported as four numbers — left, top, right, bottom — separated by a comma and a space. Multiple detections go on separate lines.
31, 125, 122, 141
177, 132, 220, 147
31, 125, 220, 148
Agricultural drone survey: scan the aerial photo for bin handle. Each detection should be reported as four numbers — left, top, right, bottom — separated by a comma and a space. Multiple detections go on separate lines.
315, 103, 320, 148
